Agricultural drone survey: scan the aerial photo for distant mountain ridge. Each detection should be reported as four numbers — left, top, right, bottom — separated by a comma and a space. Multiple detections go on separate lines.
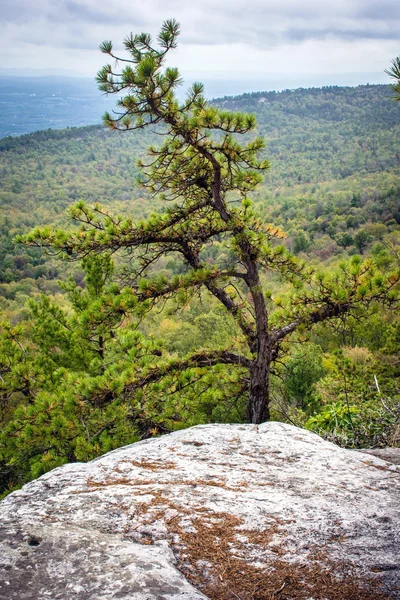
0, 77, 394, 139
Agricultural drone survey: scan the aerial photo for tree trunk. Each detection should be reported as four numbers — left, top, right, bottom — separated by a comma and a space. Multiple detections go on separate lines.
247, 361, 271, 424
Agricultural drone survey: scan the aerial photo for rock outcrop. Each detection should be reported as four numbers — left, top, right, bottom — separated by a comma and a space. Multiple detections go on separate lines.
0, 422, 399, 599
359, 447, 400, 465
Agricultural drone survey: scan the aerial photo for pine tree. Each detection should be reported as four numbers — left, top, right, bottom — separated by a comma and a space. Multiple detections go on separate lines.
0, 257, 163, 495
21, 20, 400, 424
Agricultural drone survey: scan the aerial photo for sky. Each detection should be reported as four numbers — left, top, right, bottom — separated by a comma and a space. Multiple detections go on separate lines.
1, 0, 400, 94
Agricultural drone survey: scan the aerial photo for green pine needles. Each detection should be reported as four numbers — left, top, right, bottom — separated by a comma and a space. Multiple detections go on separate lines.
385, 55, 400, 102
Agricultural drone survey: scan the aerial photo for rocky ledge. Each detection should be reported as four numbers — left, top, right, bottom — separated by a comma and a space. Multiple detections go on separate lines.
0, 422, 399, 600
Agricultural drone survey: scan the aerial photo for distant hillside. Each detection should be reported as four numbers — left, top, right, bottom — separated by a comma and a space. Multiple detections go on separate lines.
214, 85, 400, 183
0, 84, 399, 290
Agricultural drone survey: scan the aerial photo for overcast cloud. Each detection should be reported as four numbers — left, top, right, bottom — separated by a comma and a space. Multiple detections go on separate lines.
1, 0, 399, 90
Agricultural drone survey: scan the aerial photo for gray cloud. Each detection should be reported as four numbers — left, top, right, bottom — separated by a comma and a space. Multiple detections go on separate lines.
174, 0, 400, 46
285, 26, 400, 43
357, 0, 400, 20
1, 0, 399, 49
0, 0, 399, 82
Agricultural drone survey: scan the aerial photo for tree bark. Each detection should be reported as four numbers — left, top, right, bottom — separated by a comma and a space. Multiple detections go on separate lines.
247, 360, 271, 424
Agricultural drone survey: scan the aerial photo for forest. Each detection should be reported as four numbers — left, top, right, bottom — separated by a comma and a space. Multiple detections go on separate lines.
0, 34, 399, 498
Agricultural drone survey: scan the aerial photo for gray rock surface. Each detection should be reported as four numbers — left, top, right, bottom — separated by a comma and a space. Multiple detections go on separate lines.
358, 447, 400, 465
0, 422, 399, 599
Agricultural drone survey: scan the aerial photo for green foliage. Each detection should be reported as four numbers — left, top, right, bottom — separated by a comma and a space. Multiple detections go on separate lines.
306, 402, 360, 434
292, 231, 310, 254
354, 230, 372, 254
336, 232, 354, 249
1, 85, 400, 292
305, 346, 400, 447
283, 344, 325, 412
0, 256, 164, 495
385, 55, 400, 102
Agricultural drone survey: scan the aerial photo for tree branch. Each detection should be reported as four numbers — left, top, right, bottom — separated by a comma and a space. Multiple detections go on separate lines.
123, 349, 252, 396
